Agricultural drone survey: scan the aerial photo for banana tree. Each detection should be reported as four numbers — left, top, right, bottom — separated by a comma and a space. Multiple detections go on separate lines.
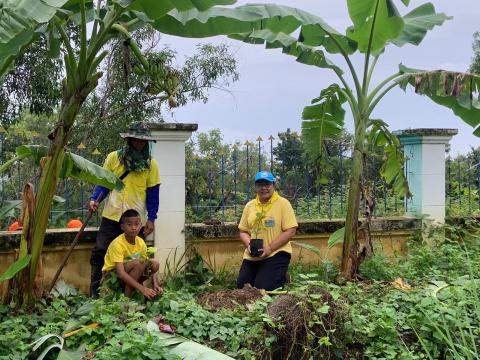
0, 145, 124, 303
155, 1, 480, 280
2, 0, 343, 305
0, 0, 252, 307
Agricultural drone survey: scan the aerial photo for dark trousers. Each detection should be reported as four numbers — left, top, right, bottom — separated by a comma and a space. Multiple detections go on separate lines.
89, 217, 144, 297
237, 251, 291, 291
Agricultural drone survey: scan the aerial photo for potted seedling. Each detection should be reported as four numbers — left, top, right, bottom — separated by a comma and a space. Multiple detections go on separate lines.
250, 211, 266, 257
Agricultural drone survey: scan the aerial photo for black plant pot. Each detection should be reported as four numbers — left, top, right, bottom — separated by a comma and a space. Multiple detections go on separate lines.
250, 239, 264, 257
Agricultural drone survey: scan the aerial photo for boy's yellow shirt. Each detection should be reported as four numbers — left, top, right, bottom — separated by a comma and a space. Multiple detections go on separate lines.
238, 195, 298, 261
102, 234, 147, 272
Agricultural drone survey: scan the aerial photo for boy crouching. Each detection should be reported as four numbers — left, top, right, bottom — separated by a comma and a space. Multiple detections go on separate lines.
102, 209, 162, 299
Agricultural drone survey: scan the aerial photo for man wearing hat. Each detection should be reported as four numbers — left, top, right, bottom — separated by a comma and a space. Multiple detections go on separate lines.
88, 122, 160, 298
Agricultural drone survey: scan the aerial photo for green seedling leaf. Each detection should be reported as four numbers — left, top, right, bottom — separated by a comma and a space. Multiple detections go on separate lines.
57, 349, 85, 360
291, 241, 321, 256
0, 200, 22, 220
328, 227, 345, 248
0, 255, 32, 282
30, 333, 63, 352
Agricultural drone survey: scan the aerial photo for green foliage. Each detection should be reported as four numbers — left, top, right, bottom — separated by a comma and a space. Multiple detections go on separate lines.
0, 38, 62, 127
95, 324, 180, 360
146, 290, 274, 359
0, 255, 32, 282
1, 222, 480, 359
0, 145, 124, 191
470, 31, 480, 75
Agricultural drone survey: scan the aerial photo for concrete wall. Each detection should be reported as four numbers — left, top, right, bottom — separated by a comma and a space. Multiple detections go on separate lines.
0, 217, 422, 297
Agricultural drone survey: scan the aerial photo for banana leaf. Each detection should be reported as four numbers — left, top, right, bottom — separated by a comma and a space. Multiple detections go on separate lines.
0, 145, 124, 191
0, 200, 22, 221
328, 227, 345, 249
146, 321, 235, 360
0, 255, 32, 282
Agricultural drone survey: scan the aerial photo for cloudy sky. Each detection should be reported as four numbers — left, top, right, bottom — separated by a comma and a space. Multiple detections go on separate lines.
161, 0, 480, 155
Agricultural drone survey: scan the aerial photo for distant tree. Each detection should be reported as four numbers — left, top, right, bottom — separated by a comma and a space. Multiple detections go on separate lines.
74, 31, 239, 154
470, 32, 480, 74
0, 39, 63, 128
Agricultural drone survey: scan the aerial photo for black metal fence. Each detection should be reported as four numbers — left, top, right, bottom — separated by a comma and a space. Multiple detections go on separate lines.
0, 135, 105, 229
0, 132, 479, 229
446, 151, 480, 217
185, 136, 405, 223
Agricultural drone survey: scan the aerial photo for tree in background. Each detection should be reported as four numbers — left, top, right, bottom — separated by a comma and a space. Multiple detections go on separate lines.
74, 32, 239, 153
1, 25, 238, 157
0, 39, 63, 128
470, 32, 480, 75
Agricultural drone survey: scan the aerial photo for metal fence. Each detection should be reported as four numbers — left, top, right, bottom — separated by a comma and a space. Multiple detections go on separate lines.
185, 137, 405, 223
0, 136, 105, 229
0, 133, 479, 229
446, 152, 480, 217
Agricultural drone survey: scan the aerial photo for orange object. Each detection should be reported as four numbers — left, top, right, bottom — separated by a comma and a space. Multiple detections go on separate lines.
67, 219, 83, 229
8, 222, 22, 231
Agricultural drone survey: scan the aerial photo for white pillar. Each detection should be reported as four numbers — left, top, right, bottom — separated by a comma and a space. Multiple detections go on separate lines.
149, 123, 197, 272
394, 128, 457, 224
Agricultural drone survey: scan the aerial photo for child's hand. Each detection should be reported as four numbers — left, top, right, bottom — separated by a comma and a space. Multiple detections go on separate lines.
141, 286, 157, 300
154, 286, 164, 296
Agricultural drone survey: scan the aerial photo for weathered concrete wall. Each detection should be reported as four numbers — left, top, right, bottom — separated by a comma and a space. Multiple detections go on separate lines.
0, 217, 422, 297
188, 217, 421, 271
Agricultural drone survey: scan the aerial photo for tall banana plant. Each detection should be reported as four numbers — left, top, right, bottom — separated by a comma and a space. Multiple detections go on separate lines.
154, 1, 480, 280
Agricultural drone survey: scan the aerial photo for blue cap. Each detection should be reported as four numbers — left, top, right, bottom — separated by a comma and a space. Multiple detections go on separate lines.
255, 170, 276, 183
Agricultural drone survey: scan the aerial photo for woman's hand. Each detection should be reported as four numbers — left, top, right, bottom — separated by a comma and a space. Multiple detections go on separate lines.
239, 230, 252, 254
260, 244, 273, 258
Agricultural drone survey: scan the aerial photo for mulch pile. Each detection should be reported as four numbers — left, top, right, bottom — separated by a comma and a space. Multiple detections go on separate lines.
196, 284, 264, 310
266, 286, 340, 360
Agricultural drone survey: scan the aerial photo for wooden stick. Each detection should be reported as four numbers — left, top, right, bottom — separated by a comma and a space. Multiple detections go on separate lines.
47, 194, 103, 293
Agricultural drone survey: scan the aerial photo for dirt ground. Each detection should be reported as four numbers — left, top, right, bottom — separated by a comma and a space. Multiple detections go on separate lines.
196, 284, 264, 310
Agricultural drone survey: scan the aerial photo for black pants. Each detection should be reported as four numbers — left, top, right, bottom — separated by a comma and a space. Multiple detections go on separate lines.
89, 217, 144, 297
237, 251, 291, 291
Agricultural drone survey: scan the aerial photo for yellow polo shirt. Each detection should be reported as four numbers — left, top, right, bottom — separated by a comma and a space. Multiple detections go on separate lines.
238, 196, 298, 261
102, 234, 148, 272
101, 151, 160, 225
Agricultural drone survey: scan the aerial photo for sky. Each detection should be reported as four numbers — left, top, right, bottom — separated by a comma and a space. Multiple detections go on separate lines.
161, 0, 480, 155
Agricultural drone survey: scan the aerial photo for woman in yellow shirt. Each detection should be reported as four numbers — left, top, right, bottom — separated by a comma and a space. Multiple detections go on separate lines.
237, 171, 298, 291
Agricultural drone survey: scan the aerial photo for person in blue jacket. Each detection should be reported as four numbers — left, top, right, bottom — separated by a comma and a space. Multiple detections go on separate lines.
89, 122, 160, 297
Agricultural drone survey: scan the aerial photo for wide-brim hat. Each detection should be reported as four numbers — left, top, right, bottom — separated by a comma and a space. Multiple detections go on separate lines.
120, 121, 156, 142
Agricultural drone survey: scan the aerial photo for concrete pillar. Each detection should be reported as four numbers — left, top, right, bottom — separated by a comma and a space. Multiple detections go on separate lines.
394, 128, 458, 224
149, 123, 198, 272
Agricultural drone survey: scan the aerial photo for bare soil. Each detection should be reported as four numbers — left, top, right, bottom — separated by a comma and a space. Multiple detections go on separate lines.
196, 284, 264, 310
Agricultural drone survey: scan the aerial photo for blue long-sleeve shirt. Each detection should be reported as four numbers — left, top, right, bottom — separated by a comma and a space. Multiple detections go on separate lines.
90, 183, 160, 222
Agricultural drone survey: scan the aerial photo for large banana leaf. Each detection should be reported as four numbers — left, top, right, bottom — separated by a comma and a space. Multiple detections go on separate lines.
368, 119, 410, 196
0, 0, 244, 81
155, 4, 356, 55
302, 84, 347, 159
146, 321, 234, 360
0, 145, 124, 190
346, 0, 404, 54
391, 3, 450, 47
231, 29, 343, 74
128, 0, 236, 19
398, 65, 480, 136
0, 0, 71, 78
